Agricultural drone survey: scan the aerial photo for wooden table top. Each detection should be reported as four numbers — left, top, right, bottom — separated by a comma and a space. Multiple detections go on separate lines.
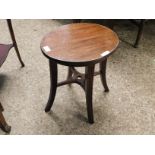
41, 23, 119, 66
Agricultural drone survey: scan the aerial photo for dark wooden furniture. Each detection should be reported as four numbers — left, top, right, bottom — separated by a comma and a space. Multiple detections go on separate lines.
6, 19, 25, 67
73, 19, 146, 48
0, 44, 13, 133
0, 19, 25, 133
130, 19, 145, 48
0, 102, 11, 133
41, 23, 119, 123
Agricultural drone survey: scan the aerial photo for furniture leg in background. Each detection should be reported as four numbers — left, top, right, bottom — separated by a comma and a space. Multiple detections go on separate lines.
7, 19, 25, 67
132, 19, 145, 48
0, 103, 11, 133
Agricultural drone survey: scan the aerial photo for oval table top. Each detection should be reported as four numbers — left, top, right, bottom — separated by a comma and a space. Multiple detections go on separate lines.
41, 23, 119, 66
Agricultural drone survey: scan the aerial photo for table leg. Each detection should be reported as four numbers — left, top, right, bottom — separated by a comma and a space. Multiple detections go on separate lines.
45, 60, 58, 112
85, 65, 95, 124
0, 103, 11, 133
100, 58, 109, 92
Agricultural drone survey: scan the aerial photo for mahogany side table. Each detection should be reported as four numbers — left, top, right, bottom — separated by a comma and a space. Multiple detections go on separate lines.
41, 23, 119, 123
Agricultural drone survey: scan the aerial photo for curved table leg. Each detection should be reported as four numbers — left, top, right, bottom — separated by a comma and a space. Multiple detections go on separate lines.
85, 65, 95, 124
45, 60, 58, 112
0, 103, 11, 133
100, 58, 109, 92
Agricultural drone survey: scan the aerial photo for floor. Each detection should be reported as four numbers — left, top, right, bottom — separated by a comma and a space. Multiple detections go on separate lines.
0, 19, 155, 135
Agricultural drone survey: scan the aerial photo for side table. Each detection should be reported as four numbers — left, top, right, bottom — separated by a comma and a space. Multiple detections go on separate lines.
41, 23, 119, 123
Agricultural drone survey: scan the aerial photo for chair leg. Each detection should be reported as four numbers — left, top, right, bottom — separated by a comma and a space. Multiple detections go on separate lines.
0, 103, 11, 133
0, 103, 4, 111
85, 65, 95, 124
13, 42, 25, 67
45, 60, 58, 112
134, 19, 145, 48
100, 58, 109, 92
6, 19, 25, 67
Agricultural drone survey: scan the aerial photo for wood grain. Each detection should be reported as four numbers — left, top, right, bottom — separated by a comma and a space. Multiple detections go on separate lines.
41, 23, 119, 66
